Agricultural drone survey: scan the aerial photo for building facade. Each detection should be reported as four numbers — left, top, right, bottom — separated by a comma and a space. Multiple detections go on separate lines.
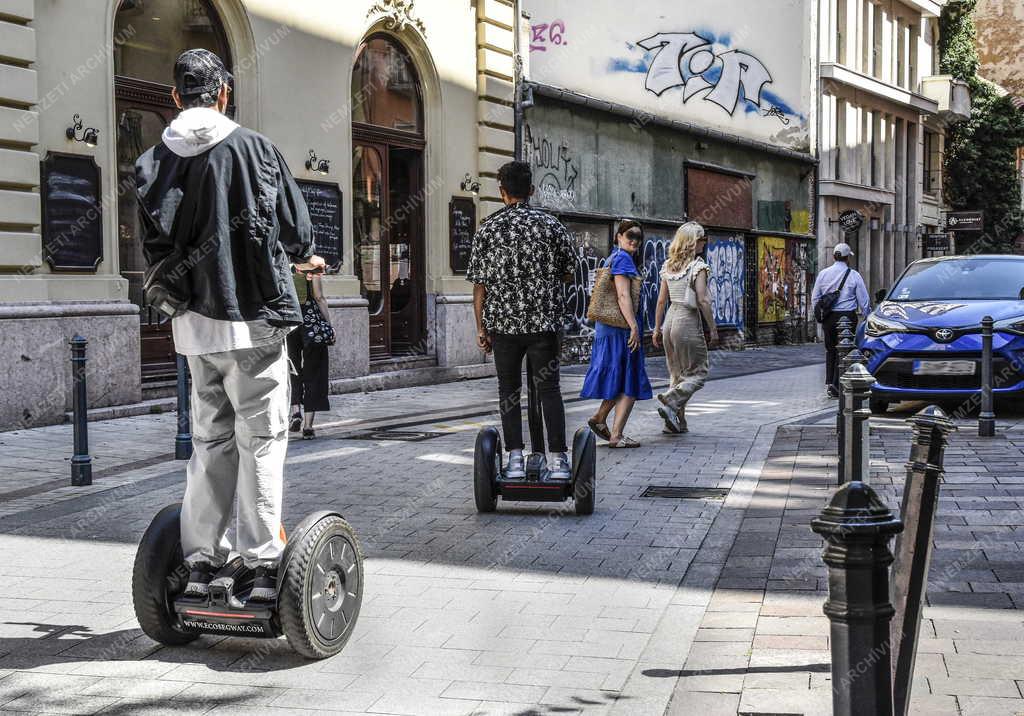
975, 0, 1024, 99
816, 0, 970, 298
519, 0, 819, 353
0, 0, 517, 430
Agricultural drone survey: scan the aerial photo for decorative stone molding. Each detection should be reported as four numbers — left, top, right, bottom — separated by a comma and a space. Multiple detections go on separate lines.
366, 0, 426, 36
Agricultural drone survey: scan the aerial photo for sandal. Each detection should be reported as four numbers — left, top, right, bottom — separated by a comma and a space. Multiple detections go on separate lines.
608, 435, 641, 449
588, 418, 612, 441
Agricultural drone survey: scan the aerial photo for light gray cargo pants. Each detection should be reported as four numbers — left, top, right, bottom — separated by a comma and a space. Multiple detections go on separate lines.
181, 341, 290, 568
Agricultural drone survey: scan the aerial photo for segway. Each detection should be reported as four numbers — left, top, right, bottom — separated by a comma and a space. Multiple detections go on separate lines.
474, 359, 597, 515
132, 505, 363, 659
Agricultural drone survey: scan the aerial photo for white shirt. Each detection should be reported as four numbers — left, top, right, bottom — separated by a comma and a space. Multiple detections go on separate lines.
172, 312, 292, 356
811, 261, 871, 314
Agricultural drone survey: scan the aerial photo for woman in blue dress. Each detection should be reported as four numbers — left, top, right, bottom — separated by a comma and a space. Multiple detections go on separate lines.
581, 220, 653, 448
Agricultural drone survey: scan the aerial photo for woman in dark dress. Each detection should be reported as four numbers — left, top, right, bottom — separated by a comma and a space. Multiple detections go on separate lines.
287, 267, 331, 439
581, 220, 653, 447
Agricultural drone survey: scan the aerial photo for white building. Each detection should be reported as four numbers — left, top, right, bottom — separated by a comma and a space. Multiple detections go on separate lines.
816, 0, 970, 296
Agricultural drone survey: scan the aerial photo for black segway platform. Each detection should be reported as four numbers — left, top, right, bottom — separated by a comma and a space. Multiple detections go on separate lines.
132, 505, 363, 659
474, 425, 596, 515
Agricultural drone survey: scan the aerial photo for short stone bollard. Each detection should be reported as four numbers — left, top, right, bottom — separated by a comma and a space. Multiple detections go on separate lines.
838, 362, 874, 485
837, 347, 866, 483
175, 354, 193, 460
70, 335, 92, 486
979, 316, 995, 437
812, 481, 903, 716
891, 405, 957, 716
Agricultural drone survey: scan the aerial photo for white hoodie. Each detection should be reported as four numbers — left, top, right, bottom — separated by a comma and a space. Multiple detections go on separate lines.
162, 106, 239, 158
162, 107, 292, 355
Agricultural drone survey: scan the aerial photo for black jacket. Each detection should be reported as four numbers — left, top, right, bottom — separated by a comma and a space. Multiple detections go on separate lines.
135, 127, 314, 327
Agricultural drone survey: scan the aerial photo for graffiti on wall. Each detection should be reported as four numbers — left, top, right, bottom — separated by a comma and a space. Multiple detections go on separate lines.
525, 123, 580, 208
756, 236, 812, 324
561, 222, 608, 338
636, 233, 672, 332
757, 236, 787, 323
706, 235, 744, 330
530, 20, 567, 52
636, 32, 773, 116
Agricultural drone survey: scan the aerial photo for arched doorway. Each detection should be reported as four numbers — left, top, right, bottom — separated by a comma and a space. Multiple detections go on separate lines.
351, 34, 426, 360
113, 0, 233, 383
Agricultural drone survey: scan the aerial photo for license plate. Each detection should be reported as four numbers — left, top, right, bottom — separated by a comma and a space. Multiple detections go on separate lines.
912, 360, 976, 376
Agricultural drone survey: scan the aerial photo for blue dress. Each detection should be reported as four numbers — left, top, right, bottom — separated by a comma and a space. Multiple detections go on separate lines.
580, 249, 653, 400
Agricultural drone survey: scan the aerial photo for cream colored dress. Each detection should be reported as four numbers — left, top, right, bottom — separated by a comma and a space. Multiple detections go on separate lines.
661, 257, 710, 417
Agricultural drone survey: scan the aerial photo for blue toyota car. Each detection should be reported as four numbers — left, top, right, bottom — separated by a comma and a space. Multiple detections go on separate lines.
856, 255, 1024, 413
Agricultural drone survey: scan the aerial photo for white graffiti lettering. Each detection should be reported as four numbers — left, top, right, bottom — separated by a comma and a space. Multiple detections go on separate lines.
636, 32, 773, 115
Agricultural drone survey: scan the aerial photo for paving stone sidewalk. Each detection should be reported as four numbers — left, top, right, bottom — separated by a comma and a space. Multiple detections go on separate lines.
666, 414, 1024, 716
0, 351, 831, 715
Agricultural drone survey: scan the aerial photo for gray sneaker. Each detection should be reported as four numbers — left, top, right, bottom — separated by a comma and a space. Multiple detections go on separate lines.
548, 452, 571, 480
506, 449, 526, 479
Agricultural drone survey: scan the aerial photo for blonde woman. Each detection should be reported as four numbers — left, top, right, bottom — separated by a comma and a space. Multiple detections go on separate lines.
652, 222, 718, 434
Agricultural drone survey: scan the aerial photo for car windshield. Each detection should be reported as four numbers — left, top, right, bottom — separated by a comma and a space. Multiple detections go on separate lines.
888, 258, 1024, 301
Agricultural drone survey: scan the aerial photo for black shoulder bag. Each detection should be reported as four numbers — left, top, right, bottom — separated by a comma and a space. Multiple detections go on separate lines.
814, 267, 852, 323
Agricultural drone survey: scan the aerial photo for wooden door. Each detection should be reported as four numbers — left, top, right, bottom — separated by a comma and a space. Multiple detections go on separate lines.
352, 142, 390, 357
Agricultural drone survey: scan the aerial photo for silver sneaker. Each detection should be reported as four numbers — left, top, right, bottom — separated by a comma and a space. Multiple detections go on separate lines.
548, 452, 571, 480
506, 450, 526, 479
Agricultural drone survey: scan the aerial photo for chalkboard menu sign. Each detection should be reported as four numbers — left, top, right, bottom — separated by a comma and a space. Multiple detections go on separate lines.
296, 179, 342, 272
41, 152, 103, 272
449, 196, 476, 273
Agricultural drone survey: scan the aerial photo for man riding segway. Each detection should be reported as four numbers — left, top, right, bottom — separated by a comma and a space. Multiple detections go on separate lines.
132, 49, 362, 657
467, 162, 597, 514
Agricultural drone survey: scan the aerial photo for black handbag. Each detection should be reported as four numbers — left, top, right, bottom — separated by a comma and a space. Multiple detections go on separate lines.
302, 294, 336, 346
814, 268, 852, 323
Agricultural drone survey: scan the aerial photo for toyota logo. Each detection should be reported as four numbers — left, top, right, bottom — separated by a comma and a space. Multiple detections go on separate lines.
934, 328, 955, 342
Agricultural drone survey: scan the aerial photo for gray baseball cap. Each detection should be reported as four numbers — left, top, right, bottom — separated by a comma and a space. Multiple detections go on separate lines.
174, 49, 233, 103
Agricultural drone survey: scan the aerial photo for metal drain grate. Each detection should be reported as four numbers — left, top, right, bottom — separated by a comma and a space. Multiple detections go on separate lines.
345, 429, 447, 442
641, 486, 730, 499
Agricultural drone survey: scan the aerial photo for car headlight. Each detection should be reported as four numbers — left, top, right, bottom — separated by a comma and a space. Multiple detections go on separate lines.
994, 317, 1024, 335
865, 315, 907, 338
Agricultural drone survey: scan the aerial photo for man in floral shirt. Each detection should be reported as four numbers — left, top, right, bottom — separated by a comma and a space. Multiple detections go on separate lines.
468, 161, 576, 480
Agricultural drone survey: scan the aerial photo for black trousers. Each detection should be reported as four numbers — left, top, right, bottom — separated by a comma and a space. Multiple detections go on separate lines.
286, 329, 331, 412
492, 331, 567, 453
824, 310, 858, 388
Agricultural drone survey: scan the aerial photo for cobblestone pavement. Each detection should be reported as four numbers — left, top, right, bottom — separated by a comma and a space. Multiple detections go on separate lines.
0, 344, 1020, 714
0, 345, 828, 715
666, 410, 1024, 716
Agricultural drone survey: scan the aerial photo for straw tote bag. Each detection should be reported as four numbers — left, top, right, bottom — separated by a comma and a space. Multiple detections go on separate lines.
587, 267, 642, 329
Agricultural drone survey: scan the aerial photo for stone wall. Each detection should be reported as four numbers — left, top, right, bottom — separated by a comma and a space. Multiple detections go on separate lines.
976, 0, 1024, 98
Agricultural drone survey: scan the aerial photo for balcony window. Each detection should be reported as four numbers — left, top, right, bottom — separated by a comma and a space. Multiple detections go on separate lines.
924, 131, 941, 197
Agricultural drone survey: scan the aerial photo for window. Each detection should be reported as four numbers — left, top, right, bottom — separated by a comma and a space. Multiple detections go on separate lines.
872, 5, 884, 79
836, 0, 846, 64
351, 36, 423, 134
924, 131, 941, 197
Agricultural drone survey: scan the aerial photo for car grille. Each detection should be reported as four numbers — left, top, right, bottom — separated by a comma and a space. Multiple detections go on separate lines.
875, 354, 1024, 391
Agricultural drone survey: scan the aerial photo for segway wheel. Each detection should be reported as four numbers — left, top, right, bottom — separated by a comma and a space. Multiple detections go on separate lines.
132, 504, 199, 646
279, 515, 363, 659
473, 427, 500, 513
572, 427, 597, 516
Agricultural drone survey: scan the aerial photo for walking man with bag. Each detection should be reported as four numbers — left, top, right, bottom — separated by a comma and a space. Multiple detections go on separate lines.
811, 242, 870, 397
136, 49, 324, 601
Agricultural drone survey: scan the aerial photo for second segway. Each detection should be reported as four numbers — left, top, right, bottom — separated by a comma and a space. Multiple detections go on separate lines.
474, 359, 596, 515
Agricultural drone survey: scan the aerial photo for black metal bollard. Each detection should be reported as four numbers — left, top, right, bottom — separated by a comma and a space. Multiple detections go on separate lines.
891, 405, 957, 716
812, 480, 903, 716
835, 316, 855, 390
839, 361, 873, 485
69, 335, 92, 486
837, 346, 866, 484
979, 316, 995, 437
175, 354, 193, 460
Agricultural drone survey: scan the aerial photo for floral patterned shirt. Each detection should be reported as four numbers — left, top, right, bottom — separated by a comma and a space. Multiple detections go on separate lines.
466, 202, 576, 335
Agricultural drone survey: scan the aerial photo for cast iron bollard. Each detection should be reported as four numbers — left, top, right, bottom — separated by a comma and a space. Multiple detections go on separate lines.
175, 354, 193, 460
891, 405, 957, 716
812, 481, 903, 716
69, 335, 92, 486
838, 361, 873, 485
979, 316, 995, 437
837, 346, 866, 483
835, 316, 855, 388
